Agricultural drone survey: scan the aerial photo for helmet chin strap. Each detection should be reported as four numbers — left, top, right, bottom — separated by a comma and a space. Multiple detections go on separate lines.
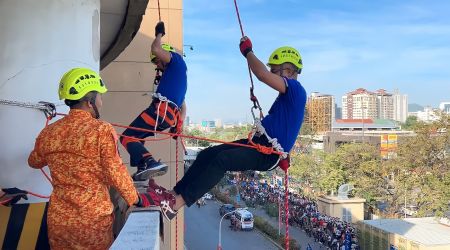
89, 92, 100, 119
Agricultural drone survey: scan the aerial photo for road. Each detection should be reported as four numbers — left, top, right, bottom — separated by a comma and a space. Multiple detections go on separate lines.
184, 199, 278, 250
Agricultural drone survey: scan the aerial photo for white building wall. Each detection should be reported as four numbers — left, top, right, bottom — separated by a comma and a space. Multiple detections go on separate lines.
439, 102, 450, 114
0, 0, 100, 202
416, 107, 439, 122
377, 95, 394, 120
393, 93, 408, 123
352, 93, 377, 119
342, 96, 348, 119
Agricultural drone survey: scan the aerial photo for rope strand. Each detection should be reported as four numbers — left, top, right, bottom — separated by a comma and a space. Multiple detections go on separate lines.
157, 0, 161, 21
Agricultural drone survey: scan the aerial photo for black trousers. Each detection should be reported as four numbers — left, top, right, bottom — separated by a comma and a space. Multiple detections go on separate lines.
120, 100, 179, 166
174, 134, 280, 206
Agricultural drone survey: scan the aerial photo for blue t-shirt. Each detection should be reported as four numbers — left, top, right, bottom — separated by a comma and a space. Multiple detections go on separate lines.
261, 78, 307, 152
155, 52, 187, 107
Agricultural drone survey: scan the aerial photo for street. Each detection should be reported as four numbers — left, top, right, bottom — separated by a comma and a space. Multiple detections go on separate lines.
184, 200, 278, 250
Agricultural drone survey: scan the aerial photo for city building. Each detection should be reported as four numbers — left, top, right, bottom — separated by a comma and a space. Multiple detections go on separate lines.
200, 120, 216, 132
214, 118, 223, 128
304, 92, 335, 134
439, 102, 450, 114
393, 90, 408, 123
342, 88, 378, 120
323, 124, 415, 153
335, 105, 342, 119
332, 119, 400, 132
409, 106, 439, 122
359, 217, 450, 250
376, 89, 394, 120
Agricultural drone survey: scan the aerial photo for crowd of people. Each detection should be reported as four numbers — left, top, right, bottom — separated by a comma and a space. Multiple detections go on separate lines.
236, 175, 360, 250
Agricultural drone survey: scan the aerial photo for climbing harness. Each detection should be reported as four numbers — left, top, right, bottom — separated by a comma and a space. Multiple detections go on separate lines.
152, 93, 181, 132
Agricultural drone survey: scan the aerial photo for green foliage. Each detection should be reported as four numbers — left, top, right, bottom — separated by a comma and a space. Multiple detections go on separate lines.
402, 116, 419, 130
209, 124, 252, 142
290, 144, 386, 207
385, 114, 450, 216
253, 216, 300, 250
210, 187, 237, 207
264, 203, 279, 218
184, 129, 211, 147
290, 113, 450, 218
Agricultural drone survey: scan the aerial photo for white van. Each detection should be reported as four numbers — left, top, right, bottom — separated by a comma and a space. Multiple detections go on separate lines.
234, 209, 254, 230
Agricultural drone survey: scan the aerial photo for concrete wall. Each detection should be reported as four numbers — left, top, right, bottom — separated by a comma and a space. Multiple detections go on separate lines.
317, 196, 365, 223
100, 0, 184, 249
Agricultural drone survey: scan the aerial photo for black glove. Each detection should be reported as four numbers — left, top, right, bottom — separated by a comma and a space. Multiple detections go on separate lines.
155, 21, 165, 37
239, 36, 253, 57
153, 69, 162, 85
1, 187, 28, 205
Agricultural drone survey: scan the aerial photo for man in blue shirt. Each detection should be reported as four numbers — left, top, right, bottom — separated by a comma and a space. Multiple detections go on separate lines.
143, 36, 306, 221
120, 21, 187, 181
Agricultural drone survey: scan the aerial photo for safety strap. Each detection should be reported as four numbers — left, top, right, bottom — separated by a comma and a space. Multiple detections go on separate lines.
152, 93, 180, 132
248, 119, 288, 159
0, 99, 57, 119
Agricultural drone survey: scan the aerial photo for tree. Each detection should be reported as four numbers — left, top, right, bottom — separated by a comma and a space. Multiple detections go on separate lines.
386, 114, 450, 217
184, 129, 211, 147
402, 116, 419, 130
324, 143, 386, 208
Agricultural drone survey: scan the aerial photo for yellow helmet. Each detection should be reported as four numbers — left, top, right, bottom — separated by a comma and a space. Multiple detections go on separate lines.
267, 46, 303, 72
58, 68, 107, 100
150, 43, 176, 62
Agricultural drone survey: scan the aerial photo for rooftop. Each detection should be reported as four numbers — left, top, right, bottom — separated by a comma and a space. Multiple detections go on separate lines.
363, 217, 450, 246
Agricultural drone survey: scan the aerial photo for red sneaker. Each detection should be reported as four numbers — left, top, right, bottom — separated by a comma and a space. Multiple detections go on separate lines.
143, 183, 178, 221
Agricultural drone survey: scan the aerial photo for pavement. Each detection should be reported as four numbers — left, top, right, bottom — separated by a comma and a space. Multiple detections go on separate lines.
184, 199, 278, 250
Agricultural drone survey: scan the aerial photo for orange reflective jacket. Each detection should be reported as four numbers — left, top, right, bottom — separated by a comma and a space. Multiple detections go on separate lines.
29, 109, 138, 249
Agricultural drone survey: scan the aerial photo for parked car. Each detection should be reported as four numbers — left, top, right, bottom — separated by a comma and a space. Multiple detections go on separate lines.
203, 193, 213, 200
219, 204, 236, 218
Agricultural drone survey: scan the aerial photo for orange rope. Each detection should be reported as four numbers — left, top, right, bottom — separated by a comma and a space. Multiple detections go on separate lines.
284, 169, 290, 250
26, 190, 50, 199
119, 133, 172, 142
0, 198, 12, 205
110, 122, 283, 156
40, 169, 53, 184
247, 132, 276, 155
51, 113, 281, 155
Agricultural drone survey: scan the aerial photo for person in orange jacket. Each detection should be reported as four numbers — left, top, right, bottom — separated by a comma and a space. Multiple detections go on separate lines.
28, 68, 153, 249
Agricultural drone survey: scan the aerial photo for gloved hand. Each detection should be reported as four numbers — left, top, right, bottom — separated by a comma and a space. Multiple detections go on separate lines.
278, 155, 290, 172
135, 193, 153, 207
169, 119, 183, 140
1, 187, 28, 205
153, 69, 162, 85
239, 36, 253, 57
155, 21, 165, 37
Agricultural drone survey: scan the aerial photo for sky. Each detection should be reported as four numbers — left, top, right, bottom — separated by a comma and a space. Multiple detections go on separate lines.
182, 0, 450, 123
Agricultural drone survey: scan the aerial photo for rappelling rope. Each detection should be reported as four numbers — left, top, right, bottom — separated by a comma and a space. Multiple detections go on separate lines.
232, 1, 291, 248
